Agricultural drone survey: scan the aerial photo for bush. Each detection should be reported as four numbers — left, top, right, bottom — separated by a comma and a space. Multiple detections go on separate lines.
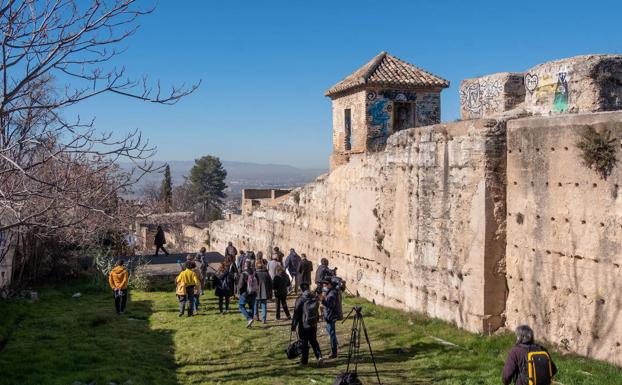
576, 126, 618, 180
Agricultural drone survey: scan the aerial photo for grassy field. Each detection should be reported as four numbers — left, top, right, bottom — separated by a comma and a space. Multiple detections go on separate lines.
0, 278, 620, 385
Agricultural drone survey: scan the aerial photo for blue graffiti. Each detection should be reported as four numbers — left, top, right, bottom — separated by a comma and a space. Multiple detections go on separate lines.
368, 99, 390, 137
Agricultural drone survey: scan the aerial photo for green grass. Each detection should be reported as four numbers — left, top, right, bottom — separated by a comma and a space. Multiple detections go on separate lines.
0, 278, 620, 385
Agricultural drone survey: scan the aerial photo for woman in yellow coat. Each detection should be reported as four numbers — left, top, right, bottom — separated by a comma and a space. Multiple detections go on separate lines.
108, 259, 129, 314
176, 261, 200, 317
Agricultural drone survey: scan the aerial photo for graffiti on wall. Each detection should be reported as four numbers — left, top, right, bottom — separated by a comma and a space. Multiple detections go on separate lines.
367, 98, 390, 148
416, 93, 440, 126
552, 71, 569, 112
460, 79, 503, 117
525, 73, 539, 93
381, 90, 418, 101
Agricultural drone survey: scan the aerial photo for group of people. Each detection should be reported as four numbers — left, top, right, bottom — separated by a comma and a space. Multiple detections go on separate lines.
109, 238, 560, 381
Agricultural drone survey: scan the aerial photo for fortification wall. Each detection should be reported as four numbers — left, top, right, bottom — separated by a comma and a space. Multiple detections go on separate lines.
505, 111, 622, 366
210, 118, 508, 333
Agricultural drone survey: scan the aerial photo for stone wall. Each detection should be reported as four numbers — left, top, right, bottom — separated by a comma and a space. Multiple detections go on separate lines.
210, 118, 508, 333
505, 111, 622, 366
460, 55, 622, 120
331, 90, 367, 154
460, 73, 525, 120
524, 55, 622, 116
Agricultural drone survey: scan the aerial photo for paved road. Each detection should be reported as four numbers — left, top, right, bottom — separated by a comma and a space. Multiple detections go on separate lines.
127, 251, 224, 265
126, 252, 225, 276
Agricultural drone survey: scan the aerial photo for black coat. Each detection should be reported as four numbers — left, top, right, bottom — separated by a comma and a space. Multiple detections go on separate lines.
154, 229, 166, 246
298, 259, 313, 285
322, 288, 342, 322
214, 271, 230, 297
315, 264, 332, 285
272, 271, 290, 298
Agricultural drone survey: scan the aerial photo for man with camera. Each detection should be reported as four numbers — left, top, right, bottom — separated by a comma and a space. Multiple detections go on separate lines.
320, 278, 342, 359
315, 258, 336, 291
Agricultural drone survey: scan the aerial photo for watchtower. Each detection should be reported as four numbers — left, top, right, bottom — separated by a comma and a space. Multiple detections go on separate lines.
325, 52, 449, 169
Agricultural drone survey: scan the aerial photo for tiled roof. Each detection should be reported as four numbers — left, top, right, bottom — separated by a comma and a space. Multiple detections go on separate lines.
325, 51, 449, 97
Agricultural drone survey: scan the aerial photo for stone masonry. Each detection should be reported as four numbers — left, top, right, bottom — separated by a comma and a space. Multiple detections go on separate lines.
208, 54, 622, 366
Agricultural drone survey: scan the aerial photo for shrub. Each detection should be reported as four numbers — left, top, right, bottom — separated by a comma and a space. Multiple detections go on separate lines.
576, 126, 618, 180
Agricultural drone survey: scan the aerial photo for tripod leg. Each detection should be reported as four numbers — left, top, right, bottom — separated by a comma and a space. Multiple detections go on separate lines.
345, 315, 357, 373
360, 316, 382, 385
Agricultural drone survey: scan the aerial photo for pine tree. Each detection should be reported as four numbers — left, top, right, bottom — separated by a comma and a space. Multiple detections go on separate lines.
160, 164, 173, 211
188, 156, 227, 221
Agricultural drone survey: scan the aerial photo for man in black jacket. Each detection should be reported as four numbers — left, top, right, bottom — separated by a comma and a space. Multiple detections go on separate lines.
154, 226, 169, 256
297, 253, 313, 290
321, 279, 341, 359
502, 325, 558, 385
291, 283, 323, 365
272, 265, 291, 320
315, 258, 334, 291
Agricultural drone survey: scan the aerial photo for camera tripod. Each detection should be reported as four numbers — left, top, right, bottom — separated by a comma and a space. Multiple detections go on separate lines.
342, 306, 382, 385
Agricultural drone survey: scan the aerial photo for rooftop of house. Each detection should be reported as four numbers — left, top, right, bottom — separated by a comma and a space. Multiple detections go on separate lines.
325, 51, 450, 98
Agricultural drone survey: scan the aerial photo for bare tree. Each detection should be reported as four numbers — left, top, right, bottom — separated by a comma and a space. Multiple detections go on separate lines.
0, 1, 199, 285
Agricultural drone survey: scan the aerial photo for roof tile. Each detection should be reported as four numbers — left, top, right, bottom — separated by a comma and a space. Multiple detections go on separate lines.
325, 52, 449, 97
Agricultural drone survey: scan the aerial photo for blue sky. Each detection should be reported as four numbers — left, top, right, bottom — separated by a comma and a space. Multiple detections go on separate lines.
68, 0, 621, 169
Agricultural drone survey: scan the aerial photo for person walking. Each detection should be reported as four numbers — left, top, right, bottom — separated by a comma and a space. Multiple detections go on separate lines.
254, 259, 273, 323
198, 247, 209, 293
502, 325, 558, 385
237, 260, 257, 328
225, 241, 238, 260
108, 259, 129, 315
187, 255, 203, 313
267, 255, 280, 280
321, 278, 342, 359
273, 246, 284, 264
236, 249, 246, 271
291, 283, 323, 365
214, 263, 231, 313
226, 258, 237, 301
297, 253, 314, 291
154, 225, 169, 256
272, 265, 291, 320
176, 261, 200, 317
315, 258, 334, 290
284, 248, 301, 294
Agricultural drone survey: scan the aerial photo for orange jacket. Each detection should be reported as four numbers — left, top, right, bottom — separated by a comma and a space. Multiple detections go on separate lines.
109, 266, 129, 290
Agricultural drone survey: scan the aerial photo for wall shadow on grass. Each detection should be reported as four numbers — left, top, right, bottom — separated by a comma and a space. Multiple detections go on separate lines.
0, 280, 178, 385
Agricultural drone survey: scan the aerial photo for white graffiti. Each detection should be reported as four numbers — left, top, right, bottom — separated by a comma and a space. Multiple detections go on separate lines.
460, 79, 503, 117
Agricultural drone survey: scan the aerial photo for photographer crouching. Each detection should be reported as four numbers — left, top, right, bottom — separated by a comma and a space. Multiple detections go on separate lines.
320, 277, 343, 359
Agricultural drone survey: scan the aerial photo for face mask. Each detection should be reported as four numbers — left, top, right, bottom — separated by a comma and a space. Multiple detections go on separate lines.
322, 287, 329, 293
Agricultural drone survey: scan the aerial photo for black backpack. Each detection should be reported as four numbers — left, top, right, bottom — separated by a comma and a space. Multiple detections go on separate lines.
333, 372, 362, 385
302, 294, 320, 328
519, 344, 553, 385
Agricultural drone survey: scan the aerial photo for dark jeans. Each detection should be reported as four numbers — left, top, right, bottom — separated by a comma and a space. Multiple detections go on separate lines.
178, 286, 195, 316
299, 326, 322, 364
218, 295, 230, 312
114, 289, 128, 314
255, 299, 268, 322
154, 245, 169, 256
275, 294, 290, 319
238, 292, 256, 321
326, 321, 338, 356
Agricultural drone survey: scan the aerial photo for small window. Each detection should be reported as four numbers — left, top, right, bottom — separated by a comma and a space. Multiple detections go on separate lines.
393, 102, 414, 132
344, 109, 352, 150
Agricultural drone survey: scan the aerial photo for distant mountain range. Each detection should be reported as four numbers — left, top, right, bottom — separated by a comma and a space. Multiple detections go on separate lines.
122, 160, 327, 199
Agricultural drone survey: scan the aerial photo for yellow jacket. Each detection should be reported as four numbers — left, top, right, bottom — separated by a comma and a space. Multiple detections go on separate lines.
108, 266, 129, 290
176, 269, 199, 295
